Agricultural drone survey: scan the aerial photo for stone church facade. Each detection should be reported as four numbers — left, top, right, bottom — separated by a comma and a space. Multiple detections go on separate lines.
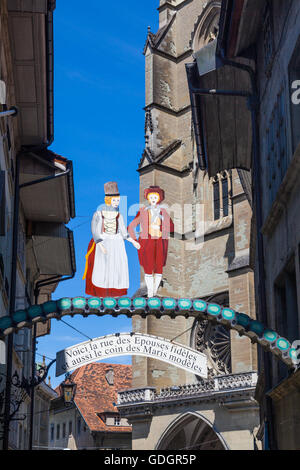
117, 0, 260, 450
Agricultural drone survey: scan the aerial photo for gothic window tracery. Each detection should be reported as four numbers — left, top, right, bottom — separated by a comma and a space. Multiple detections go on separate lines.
191, 292, 232, 379
212, 171, 231, 221
191, 1, 221, 51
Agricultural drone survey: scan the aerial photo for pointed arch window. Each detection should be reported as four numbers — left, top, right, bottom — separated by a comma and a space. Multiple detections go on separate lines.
191, 1, 221, 51
212, 172, 231, 221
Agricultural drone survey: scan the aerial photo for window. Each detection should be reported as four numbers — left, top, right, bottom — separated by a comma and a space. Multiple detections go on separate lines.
212, 172, 231, 220
266, 87, 288, 207
62, 422, 66, 439
222, 178, 229, 217
263, 1, 274, 74
50, 424, 54, 442
68, 421, 72, 435
213, 180, 220, 220
56, 424, 60, 440
114, 416, 121, 426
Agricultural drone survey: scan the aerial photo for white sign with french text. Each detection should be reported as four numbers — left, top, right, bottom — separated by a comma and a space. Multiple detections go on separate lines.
56, 333, 207, 379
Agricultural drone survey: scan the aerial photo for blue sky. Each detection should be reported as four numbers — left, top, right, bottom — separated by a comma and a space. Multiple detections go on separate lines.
36, 1, 158, 388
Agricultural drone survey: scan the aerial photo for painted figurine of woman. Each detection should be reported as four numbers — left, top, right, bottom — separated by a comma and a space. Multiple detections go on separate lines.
128, 185, 174, 298
83, 182, 140, 297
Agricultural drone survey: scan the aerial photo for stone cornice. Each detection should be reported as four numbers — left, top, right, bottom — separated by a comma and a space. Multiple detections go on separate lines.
138, 140, 182, 169
144, 103, 191, 117
138, 161, 192, 178
147, 46, 193, 64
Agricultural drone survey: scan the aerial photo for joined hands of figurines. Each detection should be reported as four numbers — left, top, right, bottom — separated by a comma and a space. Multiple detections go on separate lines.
130, 239, 141, 250
99, 238, 140, 254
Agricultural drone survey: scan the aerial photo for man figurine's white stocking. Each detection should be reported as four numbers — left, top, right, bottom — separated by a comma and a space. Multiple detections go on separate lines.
144, 274, 154, 298
153, 274, 162, 296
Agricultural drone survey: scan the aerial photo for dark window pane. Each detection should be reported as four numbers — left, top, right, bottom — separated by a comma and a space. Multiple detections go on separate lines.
222, 178, 229, 217
213, 181, 220, 220
6, 124, 11, 151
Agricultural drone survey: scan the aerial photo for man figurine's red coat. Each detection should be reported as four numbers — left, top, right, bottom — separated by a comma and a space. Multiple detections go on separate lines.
128, 196, 174, 276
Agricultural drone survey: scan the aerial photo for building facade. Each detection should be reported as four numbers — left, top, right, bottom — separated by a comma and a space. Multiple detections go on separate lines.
185, 0, 300, 450
49, 363, 132, 451
32, 364, 57, 450
0, 0, 76, 449
118, 0, 260, 450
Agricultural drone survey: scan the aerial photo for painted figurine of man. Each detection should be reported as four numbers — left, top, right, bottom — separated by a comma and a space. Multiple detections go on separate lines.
128, 185, 174, 298
83, 182, 140, 297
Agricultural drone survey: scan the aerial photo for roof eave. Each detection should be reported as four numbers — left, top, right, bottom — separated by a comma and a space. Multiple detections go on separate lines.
217, 0, 266, 59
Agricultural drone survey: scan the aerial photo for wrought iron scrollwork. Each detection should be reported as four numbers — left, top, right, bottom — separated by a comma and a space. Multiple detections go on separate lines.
0, 358, 56, 432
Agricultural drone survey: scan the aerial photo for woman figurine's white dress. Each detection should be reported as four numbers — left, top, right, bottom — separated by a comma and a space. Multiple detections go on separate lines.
83, 182, 140, 298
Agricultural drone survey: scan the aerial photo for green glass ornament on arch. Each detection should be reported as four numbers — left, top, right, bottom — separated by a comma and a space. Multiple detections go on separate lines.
178, 299, 192, 310
162, 298, 176, 310
58, 298, 72, 311
117, 297, 132, 309
147, 298, 161, 309
207, 304, 222, 316
103, 298, 117, 309
87, 297, 102, 310
193, 299, 207, 312
72, 297, 87, 309
132, 297, 147, 309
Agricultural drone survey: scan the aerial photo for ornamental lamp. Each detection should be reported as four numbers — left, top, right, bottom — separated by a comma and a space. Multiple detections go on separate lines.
60, 374, 77, 406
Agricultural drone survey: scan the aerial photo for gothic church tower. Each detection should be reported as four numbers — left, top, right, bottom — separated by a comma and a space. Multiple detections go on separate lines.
132, 0, 257, 393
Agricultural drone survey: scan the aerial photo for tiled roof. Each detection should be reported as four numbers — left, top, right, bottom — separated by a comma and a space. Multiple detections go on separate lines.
57, 362, 132, 433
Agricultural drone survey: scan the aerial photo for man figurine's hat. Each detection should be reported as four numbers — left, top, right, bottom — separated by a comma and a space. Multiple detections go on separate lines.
144, 185, 165, 202
104, 181, 120, 196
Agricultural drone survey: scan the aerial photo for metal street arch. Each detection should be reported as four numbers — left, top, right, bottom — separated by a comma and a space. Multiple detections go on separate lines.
0, 296, 298, 368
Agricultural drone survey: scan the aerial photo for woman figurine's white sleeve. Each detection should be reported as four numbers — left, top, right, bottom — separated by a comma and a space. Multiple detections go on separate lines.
118, 214, 130, 240
91, 211, 103, 244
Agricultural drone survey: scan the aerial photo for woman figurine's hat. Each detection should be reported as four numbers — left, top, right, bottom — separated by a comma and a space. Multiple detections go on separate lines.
144, 185, 165, 202
104, 181, 120, 196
